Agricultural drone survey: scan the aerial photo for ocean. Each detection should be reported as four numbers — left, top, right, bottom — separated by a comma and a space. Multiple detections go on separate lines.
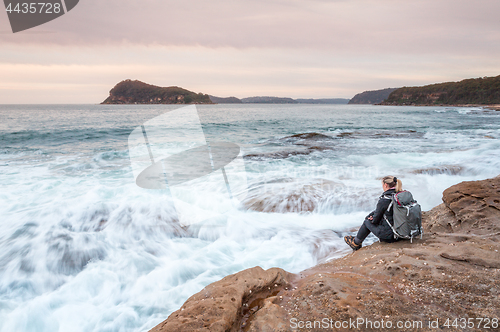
1, 104, 499, 332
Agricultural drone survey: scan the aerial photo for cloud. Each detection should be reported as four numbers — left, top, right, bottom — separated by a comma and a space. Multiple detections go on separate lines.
1, 0, 499, 55
0, 0, 499, 103
1, 44, 498, 103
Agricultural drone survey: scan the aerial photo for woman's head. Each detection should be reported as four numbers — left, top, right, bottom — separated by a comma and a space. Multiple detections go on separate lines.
382, 175, 402, 192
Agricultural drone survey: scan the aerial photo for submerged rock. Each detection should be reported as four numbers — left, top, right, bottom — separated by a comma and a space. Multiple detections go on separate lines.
411, 165, 464, 175
336, 129, 424, 140
240, 178, 342, 213
244, 149, 315, 160
239, 178, 374, 214
45, 232, 107, 276
282, 132, 336, 142
244, 133, 337, 160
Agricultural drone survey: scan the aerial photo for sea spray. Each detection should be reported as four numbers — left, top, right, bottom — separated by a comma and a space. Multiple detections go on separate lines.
0, 104, 499, 332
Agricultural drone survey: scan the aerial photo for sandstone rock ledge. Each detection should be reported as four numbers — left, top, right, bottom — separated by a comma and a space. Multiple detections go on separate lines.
150, 176, 500, 332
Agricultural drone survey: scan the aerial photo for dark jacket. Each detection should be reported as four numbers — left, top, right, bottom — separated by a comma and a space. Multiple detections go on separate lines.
369, 188, 396, 225
366, 188, 396, 240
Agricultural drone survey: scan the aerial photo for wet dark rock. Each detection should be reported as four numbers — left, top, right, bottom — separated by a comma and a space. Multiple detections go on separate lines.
245, 133, 337, 160
279, 132, 336, 149
283, 132, 336, 141
244, 149, 315, 160
45, 233, 107, 275
411, 165, 464, 175
9, 222, 38, 240
335, 129, 424, 139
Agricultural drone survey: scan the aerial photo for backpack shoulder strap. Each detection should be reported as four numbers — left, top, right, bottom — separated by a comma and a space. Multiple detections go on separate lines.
387, 199, 393, 212
381, 194, 394, 211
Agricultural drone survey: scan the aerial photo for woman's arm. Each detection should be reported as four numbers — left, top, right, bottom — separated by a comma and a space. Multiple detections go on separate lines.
371, 197, 391, 225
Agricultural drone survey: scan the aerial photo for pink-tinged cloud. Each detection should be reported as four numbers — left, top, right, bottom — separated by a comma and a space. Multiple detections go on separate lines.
0, 0, 499, 103
1, 0, 500, 55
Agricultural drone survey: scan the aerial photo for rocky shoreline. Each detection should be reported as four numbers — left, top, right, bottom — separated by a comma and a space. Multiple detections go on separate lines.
486, 105, 500, 111
375, 103, 500, 110
150, 176, 500, 332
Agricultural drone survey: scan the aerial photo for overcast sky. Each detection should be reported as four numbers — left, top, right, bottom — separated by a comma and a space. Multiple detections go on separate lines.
1, 0, 500, 103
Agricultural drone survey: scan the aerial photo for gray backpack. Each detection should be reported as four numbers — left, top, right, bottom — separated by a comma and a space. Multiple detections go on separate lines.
384, 191, 422, 241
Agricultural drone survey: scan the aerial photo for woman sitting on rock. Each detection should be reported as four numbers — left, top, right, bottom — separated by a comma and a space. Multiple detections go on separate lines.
344, 176, 402, 250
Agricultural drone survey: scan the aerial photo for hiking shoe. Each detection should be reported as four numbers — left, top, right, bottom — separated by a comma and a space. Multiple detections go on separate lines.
344, 235, 362, 251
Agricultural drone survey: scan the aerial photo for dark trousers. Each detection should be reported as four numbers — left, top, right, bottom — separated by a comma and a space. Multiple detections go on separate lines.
355, 218, 397, 244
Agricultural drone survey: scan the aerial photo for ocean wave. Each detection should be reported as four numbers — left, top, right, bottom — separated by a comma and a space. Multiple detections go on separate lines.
433, 107, 498, 115
0, 127, 133, 153
2, 104, 500, 332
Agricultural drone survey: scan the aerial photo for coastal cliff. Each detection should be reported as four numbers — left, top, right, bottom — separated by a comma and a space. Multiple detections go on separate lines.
150, 176, 500, 331
101, 80, 212, 104
209, 95, 243, 104
348, 88, 398, 105
380, 75, 500, 106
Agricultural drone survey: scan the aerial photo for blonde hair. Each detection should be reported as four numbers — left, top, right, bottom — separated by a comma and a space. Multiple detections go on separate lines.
382, 175, 402, 192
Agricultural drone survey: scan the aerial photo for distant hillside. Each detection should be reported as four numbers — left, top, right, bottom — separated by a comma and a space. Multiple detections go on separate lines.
101, 81, 352, 105
380, 75, 500, 105
209, 95, 242, 104
348, 88, 398, 104
295, 98, 350, 104
211, 96, 349, 104
241, 96, 298, 104
101, 80, 212, 104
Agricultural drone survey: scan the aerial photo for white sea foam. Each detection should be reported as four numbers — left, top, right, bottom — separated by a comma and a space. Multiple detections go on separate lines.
0, 162, 363, 331
1, 104, 499, 331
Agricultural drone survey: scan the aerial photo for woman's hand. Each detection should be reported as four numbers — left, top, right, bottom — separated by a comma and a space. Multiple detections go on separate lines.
366, 212, 375, 220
